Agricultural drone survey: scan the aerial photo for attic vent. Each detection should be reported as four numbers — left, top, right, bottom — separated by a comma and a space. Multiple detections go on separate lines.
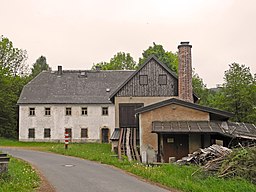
106, 88, 110, 92
79, 71, 87, 78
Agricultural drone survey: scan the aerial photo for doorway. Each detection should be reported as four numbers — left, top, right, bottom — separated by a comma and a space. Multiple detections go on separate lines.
163, 134, 189, 162
101, 128, 109, 143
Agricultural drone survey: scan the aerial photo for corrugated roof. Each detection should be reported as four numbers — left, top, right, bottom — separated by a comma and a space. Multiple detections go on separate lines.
18, 70, 134, 104
152, 121, 256, 140
110, 128, 120, 140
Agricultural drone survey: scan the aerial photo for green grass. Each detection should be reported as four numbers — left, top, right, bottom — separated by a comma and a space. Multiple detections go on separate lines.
0, 157, 40, 192
1, 138, 256, 192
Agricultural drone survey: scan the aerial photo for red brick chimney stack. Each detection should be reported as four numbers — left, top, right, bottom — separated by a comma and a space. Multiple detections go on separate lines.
178, 42, 193, 103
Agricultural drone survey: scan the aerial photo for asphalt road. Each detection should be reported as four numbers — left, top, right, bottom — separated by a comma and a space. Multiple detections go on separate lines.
0, 148, 171, 192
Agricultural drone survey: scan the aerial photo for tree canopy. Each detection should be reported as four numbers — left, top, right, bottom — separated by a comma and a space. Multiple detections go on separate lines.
0, 36, 28, 76
138, 42, 178, 73
0, 36, 29, 138
92, 52, 136, 70
208, 63, 256, 124
31, 55, 50, 78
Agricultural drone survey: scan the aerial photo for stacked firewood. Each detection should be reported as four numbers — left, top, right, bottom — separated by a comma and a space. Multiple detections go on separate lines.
176, 145, 232, 167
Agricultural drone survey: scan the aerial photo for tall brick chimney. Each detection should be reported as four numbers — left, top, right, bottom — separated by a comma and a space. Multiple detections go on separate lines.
178, 42, 193, 103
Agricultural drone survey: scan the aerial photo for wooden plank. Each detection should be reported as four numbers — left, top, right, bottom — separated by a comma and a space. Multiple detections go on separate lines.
126, 128, 132, 161
118, 128, 123, 159
133, 128, 140, 161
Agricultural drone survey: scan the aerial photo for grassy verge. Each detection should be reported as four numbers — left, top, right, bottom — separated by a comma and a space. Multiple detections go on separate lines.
0, 157, 40, 192
1, 138, 256, 192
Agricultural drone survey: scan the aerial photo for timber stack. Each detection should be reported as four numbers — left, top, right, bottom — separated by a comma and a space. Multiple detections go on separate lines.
176, 145, 232, 166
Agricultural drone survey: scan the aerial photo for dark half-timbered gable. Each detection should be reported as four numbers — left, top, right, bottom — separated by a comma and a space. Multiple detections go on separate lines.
113, 56, 178, 97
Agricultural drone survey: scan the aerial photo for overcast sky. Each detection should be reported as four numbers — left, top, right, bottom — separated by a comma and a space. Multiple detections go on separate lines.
1, 0, 255, 87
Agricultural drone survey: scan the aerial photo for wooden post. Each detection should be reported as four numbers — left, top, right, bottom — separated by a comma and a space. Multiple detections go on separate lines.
118, 128, 123, 159
133, 128, 140, 161
126, 128, 132, 161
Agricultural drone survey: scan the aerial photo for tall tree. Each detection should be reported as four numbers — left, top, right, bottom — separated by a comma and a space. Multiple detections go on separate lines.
31, 55, 50, 78
210, 63, 256, 123
92, 52, 136, 70
138, 42, 178, 73
0, 36, 28, 76
0, 36, 29, 138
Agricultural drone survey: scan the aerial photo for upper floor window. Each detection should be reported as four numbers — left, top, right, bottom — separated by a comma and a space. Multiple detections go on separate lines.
66, 107, 72, 116
159, 74, 167, 85
45, 107, 51, 116
102, 107, 109, 116
28, 128, 35, 138
139, 75, 148, 85
81, 107, 88, 116
29, 108, 35, 116
44, 128, 51, 138
81, 128, 88, 138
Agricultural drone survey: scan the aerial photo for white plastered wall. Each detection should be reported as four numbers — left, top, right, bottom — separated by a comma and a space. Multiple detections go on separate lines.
19, 104, 115, 142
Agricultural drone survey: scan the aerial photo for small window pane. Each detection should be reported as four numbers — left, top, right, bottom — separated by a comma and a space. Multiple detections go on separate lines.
44, 128, 51, 138
45, 108, 51, 116
102, 107, 108, 116
29, 108, 35, 116
28, 128, 35, 138
81, 107, 88, 116
159, 74, 167, 85
66, 108, 72, 116
139, 75, 148, 85
81, 128, 88, 138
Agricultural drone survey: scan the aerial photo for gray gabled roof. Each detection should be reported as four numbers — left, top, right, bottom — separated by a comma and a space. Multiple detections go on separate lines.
136, 98, 233, 121
18, 70, 134, 104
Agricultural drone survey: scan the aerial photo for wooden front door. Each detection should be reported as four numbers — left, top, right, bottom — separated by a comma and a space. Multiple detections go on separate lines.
163, 134, 189, 162
101, 128, 109, 143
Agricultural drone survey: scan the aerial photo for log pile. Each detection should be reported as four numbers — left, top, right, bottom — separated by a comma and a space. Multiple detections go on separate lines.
176, 145, 232, 167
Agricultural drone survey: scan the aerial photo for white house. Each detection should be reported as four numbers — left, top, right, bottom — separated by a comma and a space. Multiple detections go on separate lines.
18, 66, 133, 142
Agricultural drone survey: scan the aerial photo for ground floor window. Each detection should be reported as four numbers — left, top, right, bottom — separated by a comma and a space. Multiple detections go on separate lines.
28, 128, 35, 138
44, 128, 51, 138
81, 128, 88, 138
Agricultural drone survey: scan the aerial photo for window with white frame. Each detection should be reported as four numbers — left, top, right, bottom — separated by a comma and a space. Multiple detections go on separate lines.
81, 128, 88, 138
45, 107, 51, 116
29, 108, 35, 116
102, 107, 108, 116
28, 128, 35, 138
44, 128, 51, 138
81, 107, 88, 116
65, 107, 72, 116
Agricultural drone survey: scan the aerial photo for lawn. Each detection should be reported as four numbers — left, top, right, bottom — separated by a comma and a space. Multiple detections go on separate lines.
0, 157, 40, 192
1, 138, 256, 192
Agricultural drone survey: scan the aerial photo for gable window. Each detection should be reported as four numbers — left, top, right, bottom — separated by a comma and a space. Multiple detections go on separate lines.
159, 74, 167, 85
44, 128, 51, 138
102, 107, 108, 116
29, 108, 35, 116
45, 107, 51, 116
81, 107, 88, 116
28, 128, 35, 138
81, 128, 88, 138
139, 75, 148, 85
66, 107, 72, 116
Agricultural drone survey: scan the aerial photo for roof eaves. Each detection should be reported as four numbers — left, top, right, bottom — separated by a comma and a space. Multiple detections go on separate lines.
136, 98, 233, 118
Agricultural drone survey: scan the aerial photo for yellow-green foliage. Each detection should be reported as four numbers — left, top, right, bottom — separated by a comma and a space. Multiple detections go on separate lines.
0, 158, 40, 192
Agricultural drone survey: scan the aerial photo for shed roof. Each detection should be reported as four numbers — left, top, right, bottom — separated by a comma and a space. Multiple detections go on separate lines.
18, 70, 134, 104
136, 98, 233, 121
152, 121, 256, 140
